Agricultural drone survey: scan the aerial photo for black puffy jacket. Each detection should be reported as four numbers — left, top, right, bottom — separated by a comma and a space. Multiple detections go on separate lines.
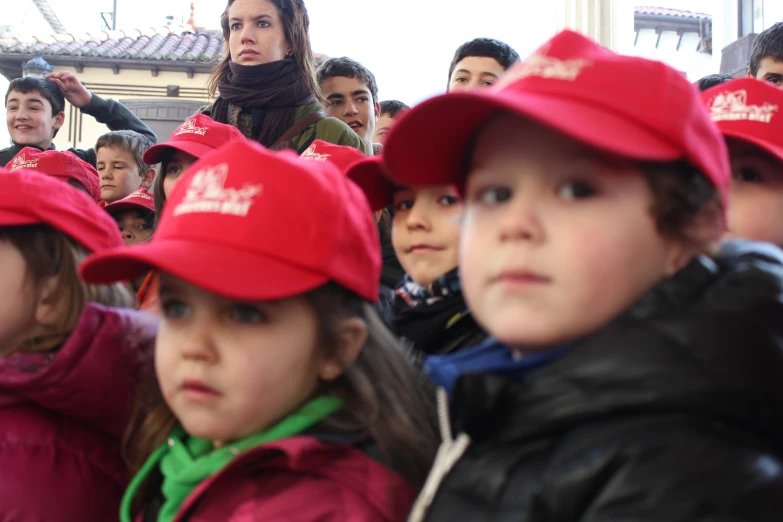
410, 241, 783, 522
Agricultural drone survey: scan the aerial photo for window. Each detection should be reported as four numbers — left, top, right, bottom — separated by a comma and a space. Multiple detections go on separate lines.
740, 0, 783, 36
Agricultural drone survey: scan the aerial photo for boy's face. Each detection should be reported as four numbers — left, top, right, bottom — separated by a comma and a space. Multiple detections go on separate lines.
460, 115, 685, 350
97, 146, 151, 204
449, 56, 505, 92
373, 113, 399, 145
114, 209, 154, 246
752, 58, 783, 88
5, 90, 64, 149
726, 139, 783, 246
392, 185, 463, 286
321, 75, 380, 149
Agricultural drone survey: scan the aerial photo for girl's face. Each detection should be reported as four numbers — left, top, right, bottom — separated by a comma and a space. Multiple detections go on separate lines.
460, 115, 688, 351
228, 0, 289, 66
0, 240, 38, 355
114, 210, 154, 246
392, 186, 463, 286
155, 274, 334, 446
725, 140, 783, 247
163, 150, 198, 200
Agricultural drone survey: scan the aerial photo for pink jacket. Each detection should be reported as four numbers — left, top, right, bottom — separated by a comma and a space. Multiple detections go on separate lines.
0, 303, 156, 521
138, 435, 417, 522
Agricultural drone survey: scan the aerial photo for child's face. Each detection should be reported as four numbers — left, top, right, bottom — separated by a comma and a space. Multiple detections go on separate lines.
155, 274, 330, 445
321, 75, 380, 148
726, 140, 783, 246
460, 115, 685, 350
114, 210, 154, 246
373, 113, 398, 145
96, 146, 149, 204
0, 240, 39, 355
753, 57, 783, 88
448, 56, 505, 92
392, 186, 463, 286
5, 89, 63, 148
163, 150, 198, 200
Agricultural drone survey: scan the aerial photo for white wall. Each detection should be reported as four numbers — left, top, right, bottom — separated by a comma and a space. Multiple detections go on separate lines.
633, 28, 715, 81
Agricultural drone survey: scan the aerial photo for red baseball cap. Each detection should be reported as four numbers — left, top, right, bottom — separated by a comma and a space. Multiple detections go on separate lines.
383, 29, 731, 208
104, 188, 156, 216
142, 114, 247, 165
702, 77, 783, 163
6, 147, 101, 202
80, 140, 381, 302
299, 139, 367, 173
345, 155, 395, 211
0, 168, 123, 252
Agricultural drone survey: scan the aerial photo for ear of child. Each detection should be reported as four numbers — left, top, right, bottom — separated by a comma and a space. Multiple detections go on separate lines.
319, 317, 368, 381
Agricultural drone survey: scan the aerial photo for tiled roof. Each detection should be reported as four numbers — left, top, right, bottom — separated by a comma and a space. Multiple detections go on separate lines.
634, 6, 711, 20
0, 24, 226, 63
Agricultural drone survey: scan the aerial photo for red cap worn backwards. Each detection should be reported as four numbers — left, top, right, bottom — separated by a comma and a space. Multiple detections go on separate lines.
299, 139, 367, 173
6, 147, 101, 202
0, 168, 123, 252
383, 29, 731, 208
104, 188, 156, 216
80, 140, 381, 303
702, 77, 783, 164
142, 114, 247, 165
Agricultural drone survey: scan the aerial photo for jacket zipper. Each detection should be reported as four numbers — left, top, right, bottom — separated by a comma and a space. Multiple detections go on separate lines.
407, 387, 471, 522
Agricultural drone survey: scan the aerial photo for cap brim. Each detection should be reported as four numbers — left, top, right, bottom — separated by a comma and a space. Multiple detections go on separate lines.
143, 141, 216, 165
347, 159, 395, 211
104, 200, 155, 215
719, 130, 783, 165
80, 238, 330, 301
384, 90, 683, 189
0, 210, 39, 227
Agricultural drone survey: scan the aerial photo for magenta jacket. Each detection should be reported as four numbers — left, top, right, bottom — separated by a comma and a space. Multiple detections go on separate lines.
0, 303, 156, 521
135, 434, 417, 522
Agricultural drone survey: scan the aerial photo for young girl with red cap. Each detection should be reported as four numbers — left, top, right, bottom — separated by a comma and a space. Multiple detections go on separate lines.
702, 78, 783, 247
347, 156, 487, 364
137, 115, 246, 312
0, 168, 156, 521
80, 139, 437, 522
383, 30, 783, 521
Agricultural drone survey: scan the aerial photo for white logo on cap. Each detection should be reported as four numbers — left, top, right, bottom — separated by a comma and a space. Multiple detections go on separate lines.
300, 144, 331, 162
9, 153, 40, 171
496, 47, 591, 89
173, 164, 262, 218
709, 90, 778, 123
175, 117, 209, 137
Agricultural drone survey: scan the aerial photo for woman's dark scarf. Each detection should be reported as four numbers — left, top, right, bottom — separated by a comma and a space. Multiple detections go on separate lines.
211, 57, 316, 148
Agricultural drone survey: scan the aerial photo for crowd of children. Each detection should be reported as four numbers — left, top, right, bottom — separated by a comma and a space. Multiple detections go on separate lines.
2, 0, 783, 519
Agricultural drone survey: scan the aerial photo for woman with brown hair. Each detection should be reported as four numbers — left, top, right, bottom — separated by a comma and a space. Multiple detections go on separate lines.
202, 0, 365, 154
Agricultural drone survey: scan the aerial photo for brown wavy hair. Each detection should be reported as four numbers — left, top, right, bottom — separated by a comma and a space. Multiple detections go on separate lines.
206, 0, 322, 101
124, 282, 438, 515
0, 224, 134, 354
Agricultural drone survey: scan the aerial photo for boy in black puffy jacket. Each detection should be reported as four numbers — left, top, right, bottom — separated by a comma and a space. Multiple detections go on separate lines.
382, 30, 783, 522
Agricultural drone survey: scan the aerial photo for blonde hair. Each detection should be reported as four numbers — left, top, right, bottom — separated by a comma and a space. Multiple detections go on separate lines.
1, 225, 134, 353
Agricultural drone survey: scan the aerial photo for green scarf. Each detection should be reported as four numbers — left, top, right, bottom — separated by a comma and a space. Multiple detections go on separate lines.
120, 396, 343, 522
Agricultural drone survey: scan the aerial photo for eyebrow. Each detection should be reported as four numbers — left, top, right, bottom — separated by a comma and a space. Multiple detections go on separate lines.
326, 93, 345, 101
480, 72, 499, 79
7, 97, 44, 105
229, 13, 272, 22
350, 89, 370, 97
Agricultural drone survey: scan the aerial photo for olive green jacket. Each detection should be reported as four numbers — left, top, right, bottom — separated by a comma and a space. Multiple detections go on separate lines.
200, 100, 366, 155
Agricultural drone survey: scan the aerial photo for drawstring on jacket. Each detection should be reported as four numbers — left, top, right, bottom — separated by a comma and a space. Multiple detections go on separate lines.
407, 387, 471, 522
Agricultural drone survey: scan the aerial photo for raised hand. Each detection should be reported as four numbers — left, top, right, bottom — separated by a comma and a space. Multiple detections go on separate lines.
45, 71, 93, 109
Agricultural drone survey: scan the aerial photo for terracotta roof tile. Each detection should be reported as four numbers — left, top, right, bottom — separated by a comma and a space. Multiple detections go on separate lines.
0, 25, 226, 63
